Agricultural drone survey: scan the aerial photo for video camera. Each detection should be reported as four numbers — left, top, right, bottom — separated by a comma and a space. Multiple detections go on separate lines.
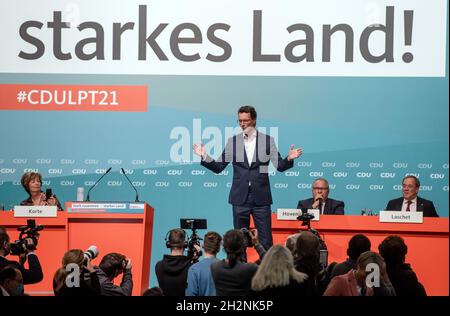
296, 211, 328, 268
10, 219, 44, 256
180, 218, 207, 263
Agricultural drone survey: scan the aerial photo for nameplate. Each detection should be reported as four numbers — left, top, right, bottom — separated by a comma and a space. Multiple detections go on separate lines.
277, 209, 302, 220
307, 209, 320, 221
71, 203, 127, 209
14, 205, 57, 218
379, 211, 423, 223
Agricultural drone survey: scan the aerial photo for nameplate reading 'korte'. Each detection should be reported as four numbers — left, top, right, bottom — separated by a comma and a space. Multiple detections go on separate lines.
379, 211, 424, 223
14, 205, 57, 218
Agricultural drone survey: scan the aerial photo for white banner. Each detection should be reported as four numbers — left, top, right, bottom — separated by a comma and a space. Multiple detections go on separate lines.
0, 0, 447, 76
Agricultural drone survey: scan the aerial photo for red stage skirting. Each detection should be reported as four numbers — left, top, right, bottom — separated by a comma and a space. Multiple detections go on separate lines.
250, 214, 449, 296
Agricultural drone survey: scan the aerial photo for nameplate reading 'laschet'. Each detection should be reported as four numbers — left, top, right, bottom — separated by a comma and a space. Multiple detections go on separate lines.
277, 209, 302, 220
379, 211, 423, 223
14, 205, 57, 218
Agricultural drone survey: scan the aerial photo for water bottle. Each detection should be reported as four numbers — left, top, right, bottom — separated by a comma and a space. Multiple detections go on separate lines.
76, 187, 85, 202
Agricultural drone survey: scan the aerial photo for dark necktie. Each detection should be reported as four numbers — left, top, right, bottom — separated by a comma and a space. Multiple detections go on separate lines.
405, 200, 412, 212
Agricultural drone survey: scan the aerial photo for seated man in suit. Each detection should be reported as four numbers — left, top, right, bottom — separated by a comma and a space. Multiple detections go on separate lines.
297, 178, 344, 215
385, 175, 438, 217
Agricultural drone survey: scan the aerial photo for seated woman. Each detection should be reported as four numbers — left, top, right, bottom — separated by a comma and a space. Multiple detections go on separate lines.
20, 171, 63, 211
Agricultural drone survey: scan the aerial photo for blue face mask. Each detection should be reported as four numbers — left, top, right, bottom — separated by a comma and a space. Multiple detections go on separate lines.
11, 283, 24, 296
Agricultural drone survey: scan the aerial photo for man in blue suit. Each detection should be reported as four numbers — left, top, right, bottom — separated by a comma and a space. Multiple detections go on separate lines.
193, 106, 302, 251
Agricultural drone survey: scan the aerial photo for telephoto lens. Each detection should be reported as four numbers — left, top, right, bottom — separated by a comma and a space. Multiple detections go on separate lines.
83, 245, 99, 264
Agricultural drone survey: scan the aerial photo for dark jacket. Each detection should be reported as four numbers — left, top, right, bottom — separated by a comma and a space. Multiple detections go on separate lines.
54, 267, 101, 296
386, 263, 427, 296
0, 254, 43, 285
386, 197, 438, 217
331, 258, 357, 278
155, 255, 192, 296
211, 260, 258, 296
297, 198, 345, 215
201, 132, 293, 206
94, 266, 133, 296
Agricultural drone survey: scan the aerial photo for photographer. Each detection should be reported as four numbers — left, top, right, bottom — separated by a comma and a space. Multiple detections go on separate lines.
0, 267, 24, 296
0, 232, 43, 285
156, 228, 201, 296
94, 252, 133, 296
53, 249, 101, 296
242, 228, 266, 263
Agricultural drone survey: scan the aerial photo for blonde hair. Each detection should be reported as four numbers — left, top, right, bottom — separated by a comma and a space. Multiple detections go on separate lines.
53, 249, 84, 293
251, 245, 308, 291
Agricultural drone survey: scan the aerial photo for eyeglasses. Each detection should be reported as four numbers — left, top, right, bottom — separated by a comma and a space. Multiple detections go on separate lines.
313, 187, 329, 190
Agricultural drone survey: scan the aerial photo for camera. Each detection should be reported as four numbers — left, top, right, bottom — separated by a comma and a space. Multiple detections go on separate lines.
83, 245, 99, 265
10, 219, 44, 256
180, 218, 207, 263
240, 228, 254, 248
296, 212, 328, 268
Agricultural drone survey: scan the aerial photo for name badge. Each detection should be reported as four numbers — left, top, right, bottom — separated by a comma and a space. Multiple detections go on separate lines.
379, 211, 423, 223
14, 205, 57, 218
307, 209, 320, 221
277, 208, 303, 220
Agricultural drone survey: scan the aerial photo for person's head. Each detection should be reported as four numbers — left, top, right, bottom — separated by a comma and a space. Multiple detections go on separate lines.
202, 231, 222, 257
237, 105, 257, 131
0, 267, 24, 296
165, 229, 187, 253
0, 226, 6, 235
53, 249, 85, 293
312, 178, 330, 201
295, 231, 320, 261
252, 245, 307, 291
347, 234, 371, 261
99, 253, 127, 280
0, 232, 11, 256
142, 286, 164, 296
223, 229, 245, 267
285, 233, 301, 258
354, 251, 386, 288
402, 175, 420, 201
21, 172, 43, 196
378, 235, 408, 266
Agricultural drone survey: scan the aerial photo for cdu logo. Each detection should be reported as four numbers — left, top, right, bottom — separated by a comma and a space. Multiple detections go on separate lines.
84, 181, 96, 186
155, 182, 170, 187
168, 170, 183, 176
155, 160, 170, 166
0, 168, 16, 174
84, 159, 99, 165
380, 172, 396, 178
48, 169, 63, 175
356, 172, 372, 178
298, 161, 312, 167
216, 170, 229, 176
443, 186, 449, 192
346, 184, 360, 190
13, 181, 21, 186
143, 169, 158, 175
297, 183, 312, 189
13, 159, 27, 164
322, 162, 336, 168
369, 162, 384, 168
132, 181, 146, 187
203, 182, 218, 188
61, 159, 75, 165
369, 185, 384, 190
191, 170, 206, 176
23, 168, 38, 173
107, 159, 122, 165
430, 174, 445, 179
60, 180, 74, 186
309, 171, 323, 177
393, 185, 402, 190
132, 160, 146, 165
95, 168, 108, 174
393, 163, 408, 169
333, 172, 348, 178
405, 173, 419, 178
345, 162, 360, 168
274, 183, 288, 189
419, 185, 432, 191
36, 159, 51, 164
120, 169, 134, 175
42, 180, 51, 186
72, 169, 87, 175
418, 163, 432, 169
178, 181, 192, 187
107, 181, 122, 187
286, 171, 300, 177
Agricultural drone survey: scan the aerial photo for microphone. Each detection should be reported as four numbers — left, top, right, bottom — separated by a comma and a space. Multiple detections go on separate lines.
86, 167, 112, 202
121, 168, 140, 202
317, 198, 323, 214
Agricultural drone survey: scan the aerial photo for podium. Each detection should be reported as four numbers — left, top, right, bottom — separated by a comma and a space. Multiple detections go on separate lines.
0, 201, 154, 296
249, 214, 449, 296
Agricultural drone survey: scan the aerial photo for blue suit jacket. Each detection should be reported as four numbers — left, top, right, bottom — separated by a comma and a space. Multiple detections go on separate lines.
297, 198, 345, 215
201, 132, 293, 206
386, 196, 439, 217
